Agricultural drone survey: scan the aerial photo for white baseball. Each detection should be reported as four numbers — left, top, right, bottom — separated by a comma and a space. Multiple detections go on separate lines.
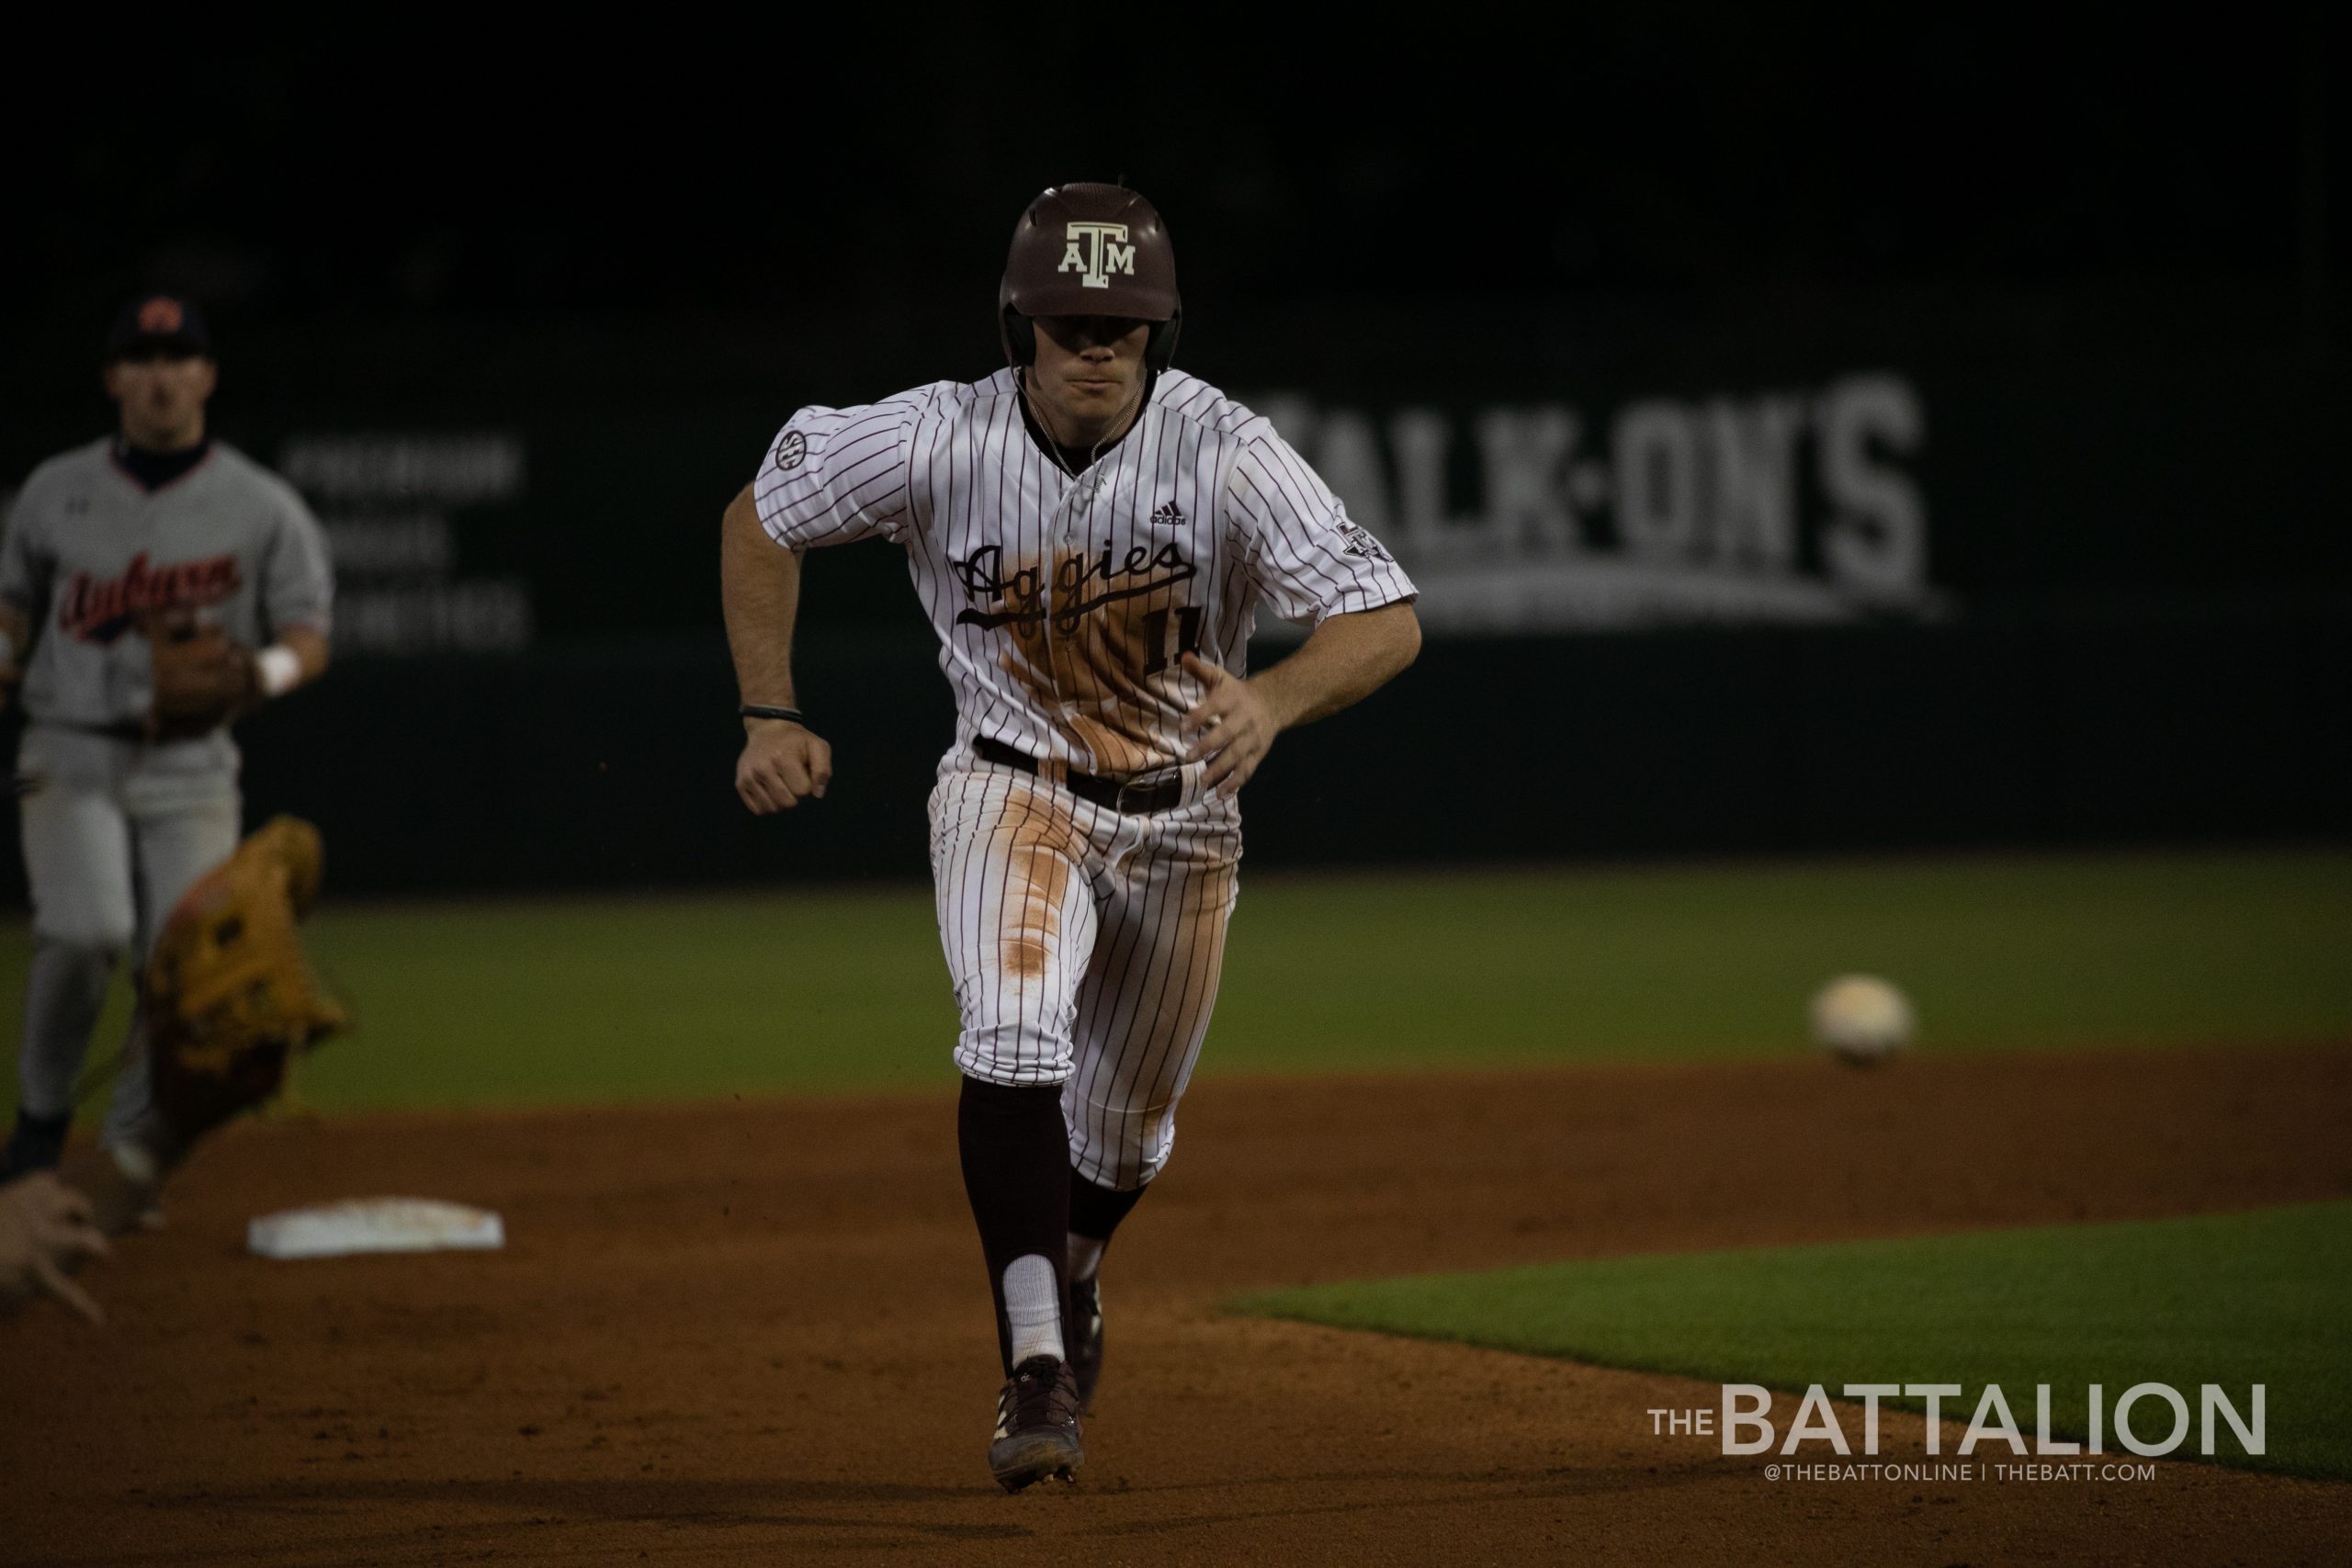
1810, 975, 1915, 1065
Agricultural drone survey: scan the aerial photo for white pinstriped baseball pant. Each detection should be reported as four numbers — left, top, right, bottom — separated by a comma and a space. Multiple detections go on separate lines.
929, 755, 1241, 1191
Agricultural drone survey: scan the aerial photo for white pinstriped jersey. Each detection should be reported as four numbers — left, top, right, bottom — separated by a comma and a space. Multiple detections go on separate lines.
752, 367, 1416, 778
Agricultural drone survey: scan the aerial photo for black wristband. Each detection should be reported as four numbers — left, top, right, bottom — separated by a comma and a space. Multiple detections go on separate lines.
739, 704, 805, 724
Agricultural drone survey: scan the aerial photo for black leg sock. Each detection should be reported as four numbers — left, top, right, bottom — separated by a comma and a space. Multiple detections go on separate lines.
1069, 1169, 1148, 1242
0, 1108, 73, 1181
957, 1076, 1072, 1376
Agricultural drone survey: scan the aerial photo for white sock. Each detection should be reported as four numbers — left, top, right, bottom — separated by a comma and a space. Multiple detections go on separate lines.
1067, 1232, 1107, 1285
1001, 1254, 1064, 1364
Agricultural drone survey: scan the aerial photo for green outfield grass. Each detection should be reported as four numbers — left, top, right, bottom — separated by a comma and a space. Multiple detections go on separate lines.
1234, 1200, 2352, 1481
4, 848, 2347, 1113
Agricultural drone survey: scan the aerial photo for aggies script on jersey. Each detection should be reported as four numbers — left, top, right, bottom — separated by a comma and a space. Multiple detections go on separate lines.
752, 367, 1418, 777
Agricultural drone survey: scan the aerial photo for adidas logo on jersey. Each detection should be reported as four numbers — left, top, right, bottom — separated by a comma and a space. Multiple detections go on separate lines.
1148, 501, 1186, 528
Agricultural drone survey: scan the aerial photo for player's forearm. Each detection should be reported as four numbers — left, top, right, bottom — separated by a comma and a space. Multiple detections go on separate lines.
280, 626, 329, 685
1250, 600, 1421, 730
721, 484, 805, 707
0, 602, 29, 684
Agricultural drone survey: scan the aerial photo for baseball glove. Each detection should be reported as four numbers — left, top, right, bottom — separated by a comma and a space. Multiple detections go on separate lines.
146, 613, 259, 741
141, 817, 347, 1145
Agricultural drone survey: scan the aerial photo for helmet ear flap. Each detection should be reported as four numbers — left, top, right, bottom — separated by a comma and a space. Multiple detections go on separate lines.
1146, 305, 1182, 371
1000, 302, 1037, 369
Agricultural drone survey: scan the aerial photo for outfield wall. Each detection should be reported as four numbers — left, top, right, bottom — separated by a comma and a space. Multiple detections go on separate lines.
1, 603, 2336, 897
2, 284, 2342, 896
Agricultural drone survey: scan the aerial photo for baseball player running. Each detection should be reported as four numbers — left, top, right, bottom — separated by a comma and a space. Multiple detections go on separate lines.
721, 185, 1420, 1491
0, 295, 333, 1183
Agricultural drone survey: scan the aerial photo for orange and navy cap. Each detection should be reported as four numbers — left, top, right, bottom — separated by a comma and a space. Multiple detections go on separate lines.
105, 293, 213, 361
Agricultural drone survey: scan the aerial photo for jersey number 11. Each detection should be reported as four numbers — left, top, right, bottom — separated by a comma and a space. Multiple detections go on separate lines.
1140, 605, 1204, 674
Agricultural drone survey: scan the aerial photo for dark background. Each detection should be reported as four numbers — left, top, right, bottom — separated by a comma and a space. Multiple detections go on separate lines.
2, 11, 2345, 892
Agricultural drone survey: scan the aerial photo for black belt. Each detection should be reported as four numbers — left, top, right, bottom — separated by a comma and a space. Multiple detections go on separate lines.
55, 719, 153, 742
974, 737, 1183, 815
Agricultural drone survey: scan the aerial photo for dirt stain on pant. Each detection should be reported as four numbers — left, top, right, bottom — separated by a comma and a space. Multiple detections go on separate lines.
995, 784, 1084, 984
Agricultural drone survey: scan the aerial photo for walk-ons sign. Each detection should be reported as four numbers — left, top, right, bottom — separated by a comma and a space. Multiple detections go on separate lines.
1256, 373, 1942, 633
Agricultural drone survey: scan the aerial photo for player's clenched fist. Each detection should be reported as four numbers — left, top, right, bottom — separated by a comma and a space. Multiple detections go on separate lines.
737, 719, 832, 813
1181, 654, 1281, 797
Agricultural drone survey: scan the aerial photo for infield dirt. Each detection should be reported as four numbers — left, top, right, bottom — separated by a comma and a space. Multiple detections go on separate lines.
6, 1043, 2351, 1565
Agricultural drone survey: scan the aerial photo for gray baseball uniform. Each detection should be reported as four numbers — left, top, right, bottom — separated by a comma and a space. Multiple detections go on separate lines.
3, 437, 333, 1147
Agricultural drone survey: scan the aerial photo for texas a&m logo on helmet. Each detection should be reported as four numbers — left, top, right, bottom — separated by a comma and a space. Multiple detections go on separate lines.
1057, 223, 1137, 290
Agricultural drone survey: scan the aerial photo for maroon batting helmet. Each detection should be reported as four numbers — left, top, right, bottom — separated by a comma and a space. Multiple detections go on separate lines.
999, 183, 1182, 371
